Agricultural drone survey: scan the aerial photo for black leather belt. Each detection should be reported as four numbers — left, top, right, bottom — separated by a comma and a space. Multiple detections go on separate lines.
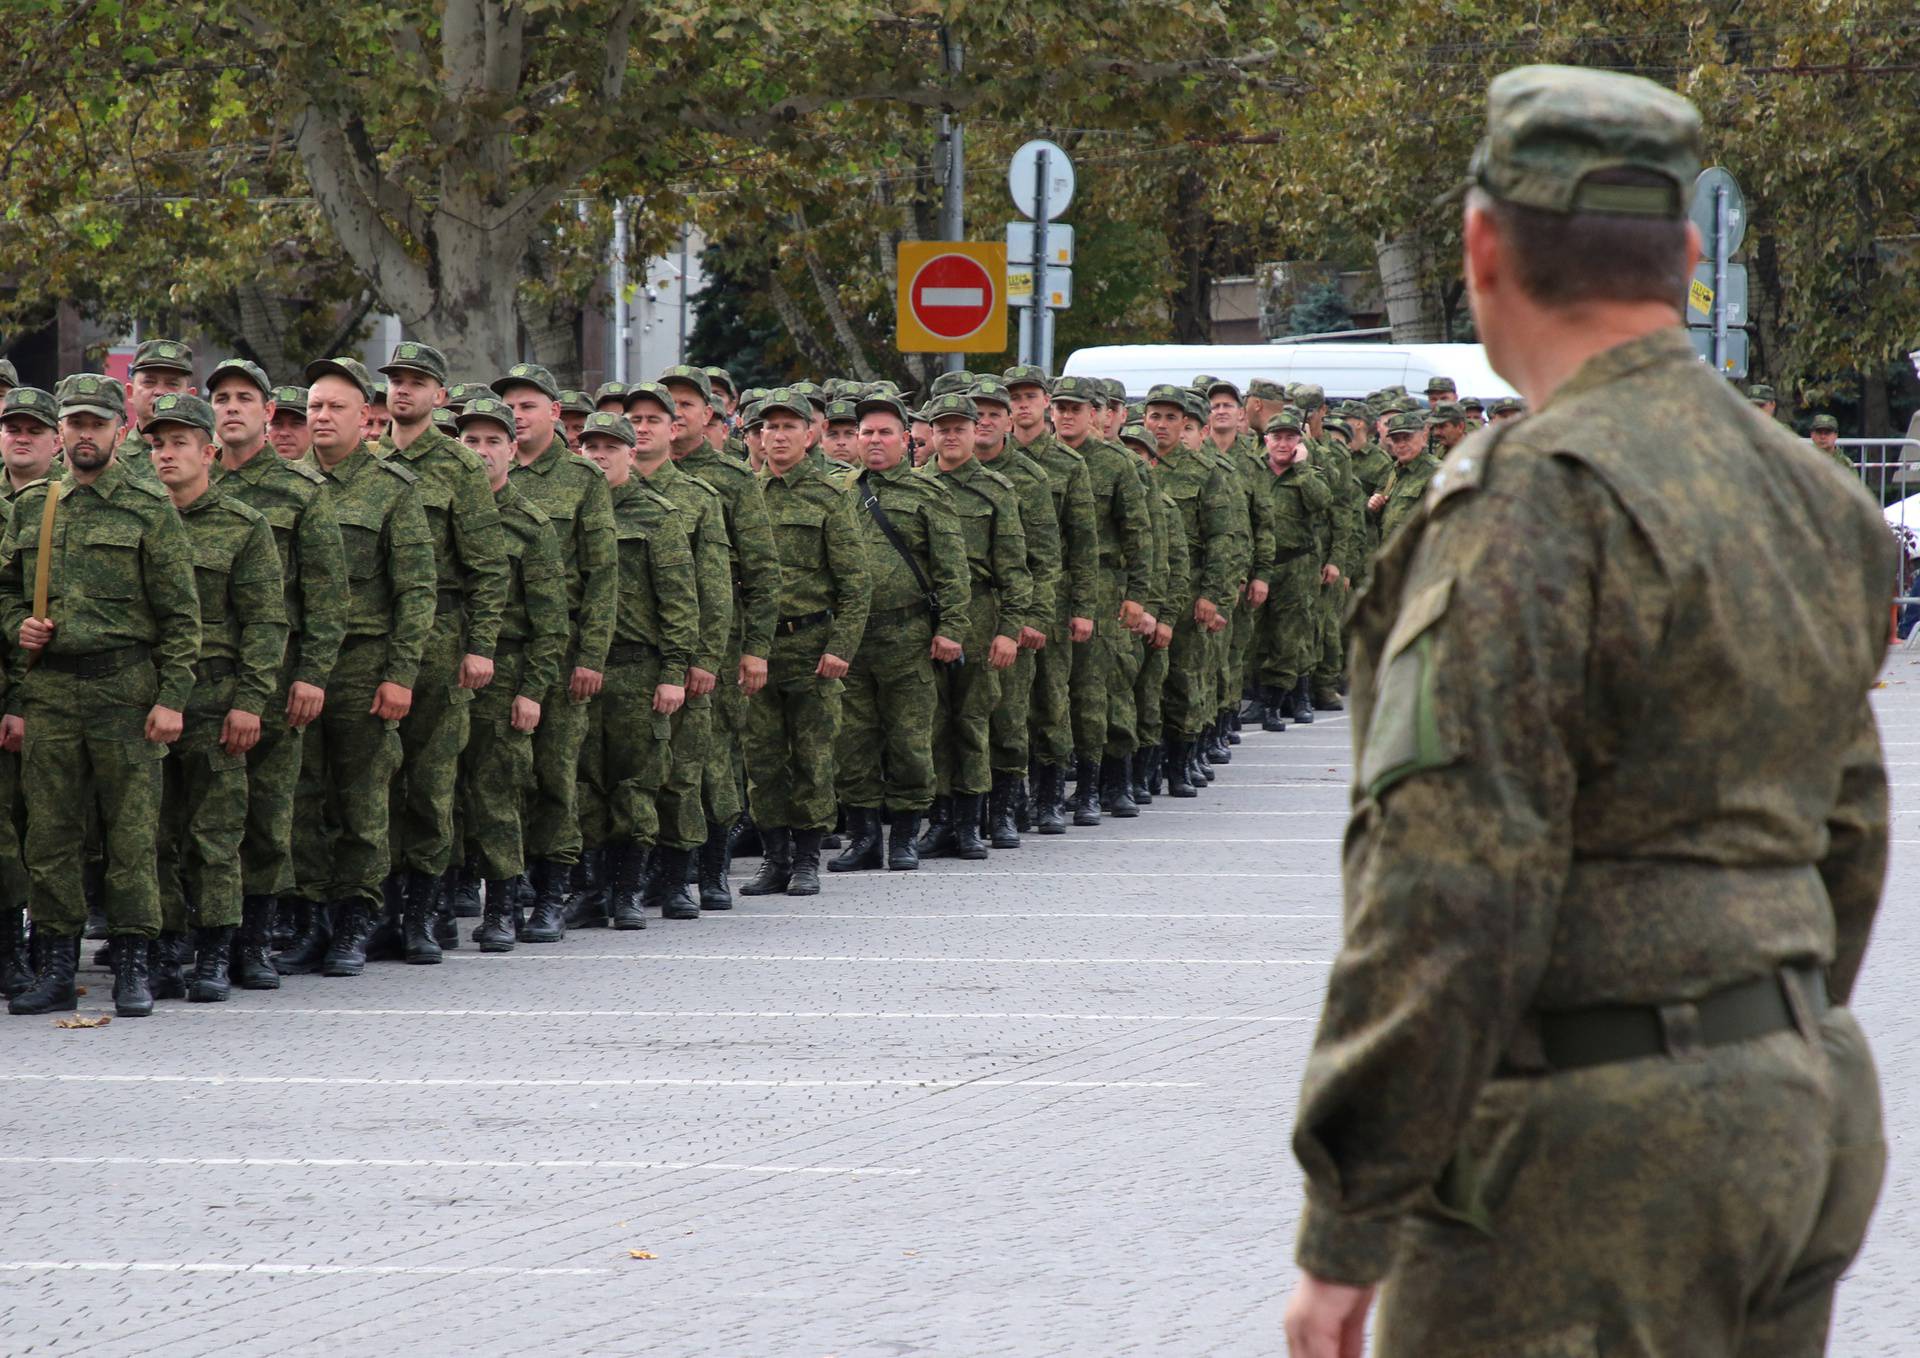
776, 610, 831, 636
605, 640, 661, 665
1513, 964, 1827, 1076
340, 633, 384, 652
435, 586, 464, 617
37, 642, 151, 678
866, 601, 929, 628
192, 657, 237, 682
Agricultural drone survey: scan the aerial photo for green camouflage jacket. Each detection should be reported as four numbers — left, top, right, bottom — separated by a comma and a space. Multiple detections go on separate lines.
304, 443, 435, 689
609, 477, 700, 687
177, 484, 288, 716
508, 435, 617, 673
379, 424, 510, 658
492, 480, 570, 703
213, 445, 346, 691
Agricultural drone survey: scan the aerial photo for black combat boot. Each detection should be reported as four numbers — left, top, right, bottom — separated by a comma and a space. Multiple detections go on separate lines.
519, 860, 570, 942
787, 830, 823, 896
274, 899, 330, 975
401, 871, 443, 965
951, 794, 989, 860
322, 900, 377, 977
1165, 739, 1198, 798
113, 934, 154, 1017
609, 844, 650, 929
8, 931, 78, 1015
1101, 756, 1140, 818
149, 931, 190, 1001
697, 821, 735, 910
1262, 685, 1289, 733
1034, 765, 1068, 835
1014, 773, 1033, 834
230, 896, 281, 990
1, 908, 33, 1000
988, 778, 1021, 849
432, 868, 461, 950
1313, 684, 1344, 712
1130, 748, 1153, 805
740, 828, 793, 896
364, 873, 404, 962
1193, 735, 1216, 783
649, 847, 700, 920
450, 856, 484, 918
917, 799, 958, 859
188, 926, 234, 1003
1208, 716, 1233, 764
566, 848, 610, 929
83, 859, 108, 940
887, 811, 921, 871
474, 877, 522, 951
1292, 678, 1315, 725
732, 816, 763, 859
1242, 689, 1267, 727
1227, 707, 1243, 744
828, 808, 884, 872
1069, 757, 1102, 827
1146, 744, 1166, 797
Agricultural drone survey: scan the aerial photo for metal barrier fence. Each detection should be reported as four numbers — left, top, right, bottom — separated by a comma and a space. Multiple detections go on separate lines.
1841, 438, 1920, 627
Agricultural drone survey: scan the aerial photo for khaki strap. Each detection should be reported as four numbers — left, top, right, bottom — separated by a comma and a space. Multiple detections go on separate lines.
25, 484, 57, 672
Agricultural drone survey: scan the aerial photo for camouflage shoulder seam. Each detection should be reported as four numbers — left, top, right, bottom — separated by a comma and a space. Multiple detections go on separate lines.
125, 474, 172, 501
1426, 424, 1509, 510
516, 498, 553, 528
377, 458, 420, 486
974, 463, 1016, 493
565, 452, 603, 474
285, 459, 328, 485
219, 495, 269, 526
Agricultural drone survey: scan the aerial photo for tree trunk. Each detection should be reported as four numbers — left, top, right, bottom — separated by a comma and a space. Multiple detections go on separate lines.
1376, 234, 1444, 342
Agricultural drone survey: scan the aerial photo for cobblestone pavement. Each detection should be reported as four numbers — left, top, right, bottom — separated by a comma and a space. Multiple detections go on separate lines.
3, 658, 1916, 1355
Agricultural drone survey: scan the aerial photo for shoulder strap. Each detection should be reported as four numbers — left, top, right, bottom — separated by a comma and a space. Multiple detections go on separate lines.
856, 471, 938, 615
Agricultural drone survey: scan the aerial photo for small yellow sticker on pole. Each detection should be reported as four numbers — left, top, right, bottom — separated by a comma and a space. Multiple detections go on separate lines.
1688, 278, 1714, 318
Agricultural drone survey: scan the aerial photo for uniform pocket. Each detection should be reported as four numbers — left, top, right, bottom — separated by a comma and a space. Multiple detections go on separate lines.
75, 518, 144, 599
334, 506, 386, 581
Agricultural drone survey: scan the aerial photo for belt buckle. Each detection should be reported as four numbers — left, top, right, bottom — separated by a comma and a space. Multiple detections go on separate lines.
1655, 1002, 1705, 1061
1779, 967, 1818, 1039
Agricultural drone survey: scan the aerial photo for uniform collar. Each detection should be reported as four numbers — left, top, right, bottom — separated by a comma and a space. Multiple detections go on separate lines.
1541, 326, 1695, 414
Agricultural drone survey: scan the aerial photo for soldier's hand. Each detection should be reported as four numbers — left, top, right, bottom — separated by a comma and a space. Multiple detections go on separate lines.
286, 681, 325, 728
1194, 597, 1219, 628
145, 704, 185, 745
1246, 579, 1270, 607
1367, 493, 1387, 513
686, 666, 718, 698
1320, 564, 1341, 586
815, 652, 850, 680
1018, 625, 1048, 651
930, 635, 963, 664
510, 695, 542, 732
1152, 622, 1173, 650
370, 682, 413, 721
459, 653, 495, 690
1119, 600, 1144, 632
1132, 610, 1158, 638
737, 654, 768, 696
221, 708, 263, 756
653, 682, 686, 716
1283, 1275, 1375, 1358
569, 666, 604, 702
987, 635, 1018, 670
19, 617, 53, 652
1069, 616, 1093, 643
0, 715, 22, 753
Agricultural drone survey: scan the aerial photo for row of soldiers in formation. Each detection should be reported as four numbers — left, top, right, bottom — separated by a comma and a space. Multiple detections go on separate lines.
0, 338, 1510, 1019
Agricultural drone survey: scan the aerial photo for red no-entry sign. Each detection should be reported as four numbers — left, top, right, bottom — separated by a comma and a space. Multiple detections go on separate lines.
896, 242, 1008, 353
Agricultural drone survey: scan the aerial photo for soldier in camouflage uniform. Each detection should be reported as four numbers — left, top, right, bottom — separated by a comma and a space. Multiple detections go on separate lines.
1119, 422, 1188, 800
145, 394, 287, 1004
378, 341, 509, 957
495, 363, 617, 936
275, 359, 435, 981
1298, 385, 1362, 713
828, 394, 971, 873
1367, 410, 1442, 548
267, 385, 310, 461
1249, 409, 1330, 731
1200, 377, 1274, 762
1809, 414, 1853, 474
114, 337, 197, 478
3, 374, 200, 1019
738, 389, 870, 897
1287, 66, 1892, 1356
447, 398, 570, 950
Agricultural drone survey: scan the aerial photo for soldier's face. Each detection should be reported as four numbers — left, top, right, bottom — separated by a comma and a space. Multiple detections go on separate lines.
384, 369, 442, 425
60, 411, 121, 471
1143, 404, 1182, 454
1265, 429, 1303, 472
1051, 400, 1093, 444
149, 424, 215, 491
462, 423, 517, 487
129, 368, 191, 422
932, 416, 975, 464
581, 433, 632, 486
1812, 429, 1839, 451
1179, 418, 1205, 451
824, 423, 858, 462
1209, 395, 1240, 434
1491, 409, 1522, 425
1436, 419, 1466, 448
365, 400, 389, 441
560, 410, 588, 449
626, 401, 676, 458
0, 416, 57, 482
761, 413, 809, 474
306, 377, 367, 458
1104, 403, 1126, 438
858, 414, 907, 472
664, 384, 709, 451
268, 410, 310, 459
500, 386, 560, 454
973, 403, 1010, 451
1386, 432, 1422, 463
1008, 384, 1049, 433
210, 377, 272, 450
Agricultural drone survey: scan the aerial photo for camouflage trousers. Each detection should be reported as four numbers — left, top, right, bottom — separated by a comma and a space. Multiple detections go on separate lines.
159, 698, 247, 931
702, 636, 746, 827
291, 639, 404, 907
1377, 1007, 1883, 1356
1029, 607, 1077, 767
932, 593, 1001, 797
16, 661, 165, 939
1311, 579, 1348, 697
1161, 615, 1211, 739
1073, 572, 1129, 760
988, 648, 1036, 778
389, 618, 473, 877
0, 750, 30, 910
834, 613, 938, 813
1135, 640, 1171, 749
578, 650, 670, 850
524, 661, 592, 866
654, 693, 711, 851
239, 668, 303, 897
459, 652, 535, 880
1255, 560, 1320, 690
1227, 594, 1257, 706
742, 625, 843, 832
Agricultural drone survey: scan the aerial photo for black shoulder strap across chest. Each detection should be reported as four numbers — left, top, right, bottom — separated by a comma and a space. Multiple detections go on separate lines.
856, 471, 938, 617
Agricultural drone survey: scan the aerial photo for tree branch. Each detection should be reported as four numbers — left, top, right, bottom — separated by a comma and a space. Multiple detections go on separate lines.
293, 106, 432, 319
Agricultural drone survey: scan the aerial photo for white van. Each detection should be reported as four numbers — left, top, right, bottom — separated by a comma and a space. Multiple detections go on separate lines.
1060, 342, 1519, 404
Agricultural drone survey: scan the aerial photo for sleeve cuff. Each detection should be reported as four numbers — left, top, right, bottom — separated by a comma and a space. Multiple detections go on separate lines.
1294, 1197, 1400, 1288
384, 664, 420, 690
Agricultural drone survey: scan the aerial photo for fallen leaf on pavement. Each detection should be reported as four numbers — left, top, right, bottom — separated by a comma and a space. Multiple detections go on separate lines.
54, 1015, 110, 1029
628, 1250, 656, 1260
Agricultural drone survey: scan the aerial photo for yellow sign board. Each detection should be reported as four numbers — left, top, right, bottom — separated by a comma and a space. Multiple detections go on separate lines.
897, 242, 1008, 353
1688, 278, 1714, 318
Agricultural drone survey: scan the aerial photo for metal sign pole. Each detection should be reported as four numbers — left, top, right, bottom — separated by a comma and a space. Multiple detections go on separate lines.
1713, 184, 1729, 371
1031, 150, 1050, 369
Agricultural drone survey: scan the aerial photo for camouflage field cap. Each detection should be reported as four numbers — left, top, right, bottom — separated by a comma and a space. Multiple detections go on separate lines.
1118, 423, 1154, 450
1263, 408, 1304, 434
788, 380, 828, 411
1460, 396, 1485, 414
1144, 383, 1191, 410
1810, 414, 1840, 433
270, 385, 308, 416
1049, 375, 1104, 407
1462, 66, 1701, 218
1321, 419, 1354, 442
1125, 401, 1145, 423
141, 391, 215, 436
378, 341, 447, 385
445, 382, 490, 409
1246, 378, 1288, 402
577, 411, 636, 447
657, 364, 713, 401
305, 356, 375, 400
1002, 364, 1052, 393
490, 362, 560, 400
0, 358, 17, 388
1379, 384, 1410, 400
1490, 396, 1525, 416
1336, 401, 1372, 421
1388, 396, 1422, 415
923, 392, 980, 423
59, 372, 126, 421
1386, 411, 1427, 436
1, 386, 59, 429
1747, 383, 1776, 403
370, 381, 391, 405
454, 395, 516, 435
854, 395, 912, 427
755, 387, 813, 422
926, 372, 973, 400
821, 378, 864, 402
1195, 374, 1242, 402
1099, 378, 1128, 404
593, 381, 633, 408
865, 380, 908, 401
432, 409, 458, 433
1426, 400, 1467, 424
1425, 375, 1457, 396
206, 358, 273, 398
824, 398, 859, 425
130, 337, 195, 374
968, 377, 1014, 409
558, 390, 595, 416
1293, 382, 1326, 412
739, 386, 769, 405
621, 381, 676, 417
703, 366, 736, 396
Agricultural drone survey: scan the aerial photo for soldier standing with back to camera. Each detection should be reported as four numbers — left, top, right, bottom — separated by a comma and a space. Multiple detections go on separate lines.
1287, 66, 1893, 1356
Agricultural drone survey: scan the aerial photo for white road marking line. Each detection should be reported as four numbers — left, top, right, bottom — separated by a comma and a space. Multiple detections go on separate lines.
1134, 810, 1346, 816
1195, 783, 1347, 790
0, 1155, 918, 1177
0, 1074, 1207, 1090
441, 952, 1333, 966
892, 869, 1341, 877
160, 1007, 1316, 1022
0, 1260, 608, 1278
699, 911, 1341, 919
1035, 838, 1344, 845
